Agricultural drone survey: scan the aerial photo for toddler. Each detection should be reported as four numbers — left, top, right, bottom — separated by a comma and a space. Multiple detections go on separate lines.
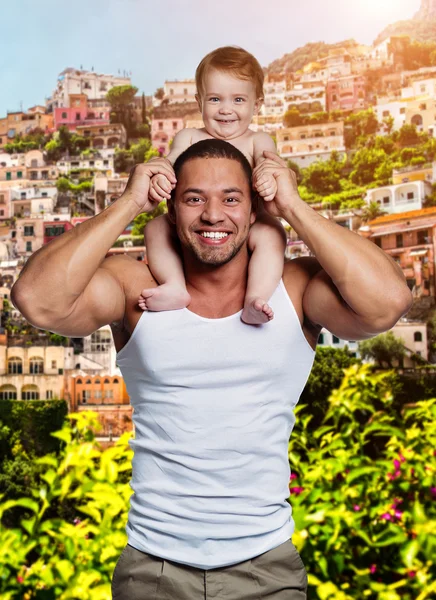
139, 46, 287, 325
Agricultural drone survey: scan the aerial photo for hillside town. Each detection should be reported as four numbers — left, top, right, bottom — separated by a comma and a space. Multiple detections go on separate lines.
2, 17, 436, 445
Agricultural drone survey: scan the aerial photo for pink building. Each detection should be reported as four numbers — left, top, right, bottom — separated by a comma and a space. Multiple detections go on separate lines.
151, 102, 200, 156
0, 189, 11, 221
326, 75, 367, 112
54, 94, 110, 132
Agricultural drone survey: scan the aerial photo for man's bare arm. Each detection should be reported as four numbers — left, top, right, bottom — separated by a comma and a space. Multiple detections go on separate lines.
10, 162, 174, 336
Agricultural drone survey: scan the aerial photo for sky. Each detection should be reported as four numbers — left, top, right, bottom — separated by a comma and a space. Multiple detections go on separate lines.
0, 0, 422, 116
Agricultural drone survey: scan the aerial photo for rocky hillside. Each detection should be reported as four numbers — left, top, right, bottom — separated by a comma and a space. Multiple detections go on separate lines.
374, 0, 436, 45
265, 39, 360, 74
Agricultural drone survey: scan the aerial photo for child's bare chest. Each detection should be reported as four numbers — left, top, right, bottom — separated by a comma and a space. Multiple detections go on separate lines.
192, 130, 254, 167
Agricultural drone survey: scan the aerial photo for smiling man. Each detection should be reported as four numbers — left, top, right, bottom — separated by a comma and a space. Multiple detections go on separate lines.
11, 139, 413, 600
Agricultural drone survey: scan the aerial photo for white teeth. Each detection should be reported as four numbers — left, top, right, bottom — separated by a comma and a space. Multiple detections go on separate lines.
200, 232, 229, 239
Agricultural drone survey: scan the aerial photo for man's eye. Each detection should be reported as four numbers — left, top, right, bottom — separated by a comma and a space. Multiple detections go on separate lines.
187, 197, 202, 203
225, 197, 238, 203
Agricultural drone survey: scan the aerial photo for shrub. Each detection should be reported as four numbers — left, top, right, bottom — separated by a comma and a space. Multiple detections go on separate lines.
0, 365, 434, 599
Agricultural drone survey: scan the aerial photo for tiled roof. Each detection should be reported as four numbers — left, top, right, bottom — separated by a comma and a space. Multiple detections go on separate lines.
369, 206, 436, 224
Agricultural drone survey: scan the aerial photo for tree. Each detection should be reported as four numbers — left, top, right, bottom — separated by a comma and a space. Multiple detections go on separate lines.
154, 87, 164, 100
398, 124, 420, 147
360, 201, 388, 223
344, 109, 379, 148
283, 108, 302, 128
357, 332, 407, 368
303, 161, 341, 195
350, 148, 387, 185
106, 85, 139, 143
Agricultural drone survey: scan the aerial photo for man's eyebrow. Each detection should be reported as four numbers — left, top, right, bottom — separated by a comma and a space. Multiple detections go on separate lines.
182, 187, 244, 195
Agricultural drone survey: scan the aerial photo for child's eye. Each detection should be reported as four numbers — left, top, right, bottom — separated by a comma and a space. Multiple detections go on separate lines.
208, 97, 219, 102
235, 98, 245, 103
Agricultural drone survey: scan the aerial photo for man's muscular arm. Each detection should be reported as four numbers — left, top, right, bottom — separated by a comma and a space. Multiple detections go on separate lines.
253, 152, 413, 339
10, 162, 175, 337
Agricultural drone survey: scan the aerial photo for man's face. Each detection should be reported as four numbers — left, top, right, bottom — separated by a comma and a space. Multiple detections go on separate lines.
170, 157, 256, 266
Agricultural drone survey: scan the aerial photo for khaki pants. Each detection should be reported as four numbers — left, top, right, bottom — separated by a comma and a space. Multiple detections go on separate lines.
111, 539, 307, 599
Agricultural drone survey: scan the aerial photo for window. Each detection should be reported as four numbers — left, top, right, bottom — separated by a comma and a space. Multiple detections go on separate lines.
396, 234, 403, 248
400, 107, 406, 114
318, 333, 324, 344
158, 121, 163, 130
414, 331, 422, 342
51, 360, 57, 369
89, 161, 95, 166
104, 378, 110, 384
332, 335, 340, 344
46, 390, 53, 399
24, 225, 34, 236
76, 113, 81, 120
6, 172, 11, 181
382, 110, 390, 117
82, 390, 91, 402
62, 112, 67, 119
417, 230, 428, 244
42, 192, 47, 197
20, 192, 26, 199
0, 386, 17, 400
172, 121, 177, 130
113, 378, 119, 383
103, 160, 109, 166
420, 85, 426, 93
407, 192, 414, 200
0, 195, 4, 204
184, 88, 188, 95
29, 358, 44, 374
26, 241, 32, 252
95, 390, 102, 399
8, 358, 23, 374
284, 136, 289, 141
170, 88, 174, 95
419, 103, 427, 111
383, 196, 390, 204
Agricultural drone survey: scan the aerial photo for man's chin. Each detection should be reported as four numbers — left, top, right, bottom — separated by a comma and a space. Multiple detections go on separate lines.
190, 242, 242, 267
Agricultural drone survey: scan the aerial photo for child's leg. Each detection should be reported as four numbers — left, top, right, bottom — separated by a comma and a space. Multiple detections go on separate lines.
139, 214, 191, 311
241, 210, 287, 325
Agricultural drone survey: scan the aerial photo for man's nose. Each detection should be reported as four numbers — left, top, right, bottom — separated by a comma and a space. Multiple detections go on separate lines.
201, 200, 225, 223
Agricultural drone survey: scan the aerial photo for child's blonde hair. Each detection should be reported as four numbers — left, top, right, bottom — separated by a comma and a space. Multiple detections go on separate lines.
195, 46, 264, 100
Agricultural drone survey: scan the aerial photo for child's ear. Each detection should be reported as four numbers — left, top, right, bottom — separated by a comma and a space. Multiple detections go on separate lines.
253, 97, 263, 115
195, 94, 202, 112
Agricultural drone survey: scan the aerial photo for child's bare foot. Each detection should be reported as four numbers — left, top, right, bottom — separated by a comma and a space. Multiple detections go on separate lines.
138, 284, 191, 311
241, 298, 274, 325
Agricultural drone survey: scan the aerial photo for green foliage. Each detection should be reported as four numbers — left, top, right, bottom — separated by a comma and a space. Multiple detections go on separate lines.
0, 366, 435, 599
350, 148, 388, 185
344, 109, 379, 149
290, 364, 436, 600
132, 202, 167, 235
106, 85, 141, 143
358, 332, 407, 368
398, 124, 420, 148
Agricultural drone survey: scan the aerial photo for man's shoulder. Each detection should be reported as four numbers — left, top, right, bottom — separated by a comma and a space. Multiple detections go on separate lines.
101, 254, 155, 301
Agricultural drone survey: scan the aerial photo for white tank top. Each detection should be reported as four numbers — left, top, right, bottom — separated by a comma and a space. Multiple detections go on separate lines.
116, 279, 315, 570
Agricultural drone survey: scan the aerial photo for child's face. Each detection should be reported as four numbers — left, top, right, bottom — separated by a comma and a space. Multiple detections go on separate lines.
197, 69, 262, 141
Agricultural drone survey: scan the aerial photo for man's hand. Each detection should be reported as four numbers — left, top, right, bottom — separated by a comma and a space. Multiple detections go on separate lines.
252, 151, 301, 219
122, 158, 177, 214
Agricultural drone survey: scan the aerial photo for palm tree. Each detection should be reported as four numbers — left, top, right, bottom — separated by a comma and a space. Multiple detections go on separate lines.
360, 201, 388, 223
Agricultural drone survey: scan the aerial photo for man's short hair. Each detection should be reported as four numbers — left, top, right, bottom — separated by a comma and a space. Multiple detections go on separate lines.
171, 139, 257, 210
195, 46, 264, 100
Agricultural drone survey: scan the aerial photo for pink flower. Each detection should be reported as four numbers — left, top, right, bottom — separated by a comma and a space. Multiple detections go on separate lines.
370, 565, 377, 574
73, 518, 82, 525
290, 486, 304, 496
353, 505, 361, 512
17, 576, 24, 584
391, 498, 403, 509
430, 487, 436, 497
394, 510, 403, 519
289, 473, 298, 481
408, 570, 416, 578
381, 513, 392, 521
394, 459, 401, 469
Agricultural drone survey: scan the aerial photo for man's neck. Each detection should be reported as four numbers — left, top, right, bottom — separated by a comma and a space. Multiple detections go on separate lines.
183, 249, 249, 318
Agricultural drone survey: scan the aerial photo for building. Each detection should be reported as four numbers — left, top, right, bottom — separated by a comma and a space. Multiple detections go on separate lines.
404, 97, 436, 136
373, 99, 408, 133
276, 121, 345, 167
75, 123, 126, 155
56, 154, 114, 177
53, 93, 110, 131
0, 110, 53, 146
365, 180, 432, 215
359, 206, 436, 298
392, 163, 434, 186
161, 80, 197, 105
284, 82, 326, 114
326, 75, 366, 112
151, 102, 200, 156
261, 79, 287, 117
48, 68, 131, 110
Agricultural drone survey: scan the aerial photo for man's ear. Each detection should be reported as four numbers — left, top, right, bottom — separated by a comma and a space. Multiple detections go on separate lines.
167, 199, 176, 225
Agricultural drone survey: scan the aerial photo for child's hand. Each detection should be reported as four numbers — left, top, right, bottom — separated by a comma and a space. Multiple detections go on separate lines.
253, 172, 277, 202
149, 173, 174, 203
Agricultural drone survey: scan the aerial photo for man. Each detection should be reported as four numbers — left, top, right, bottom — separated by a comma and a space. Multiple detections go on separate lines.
11, 140, 412, 599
